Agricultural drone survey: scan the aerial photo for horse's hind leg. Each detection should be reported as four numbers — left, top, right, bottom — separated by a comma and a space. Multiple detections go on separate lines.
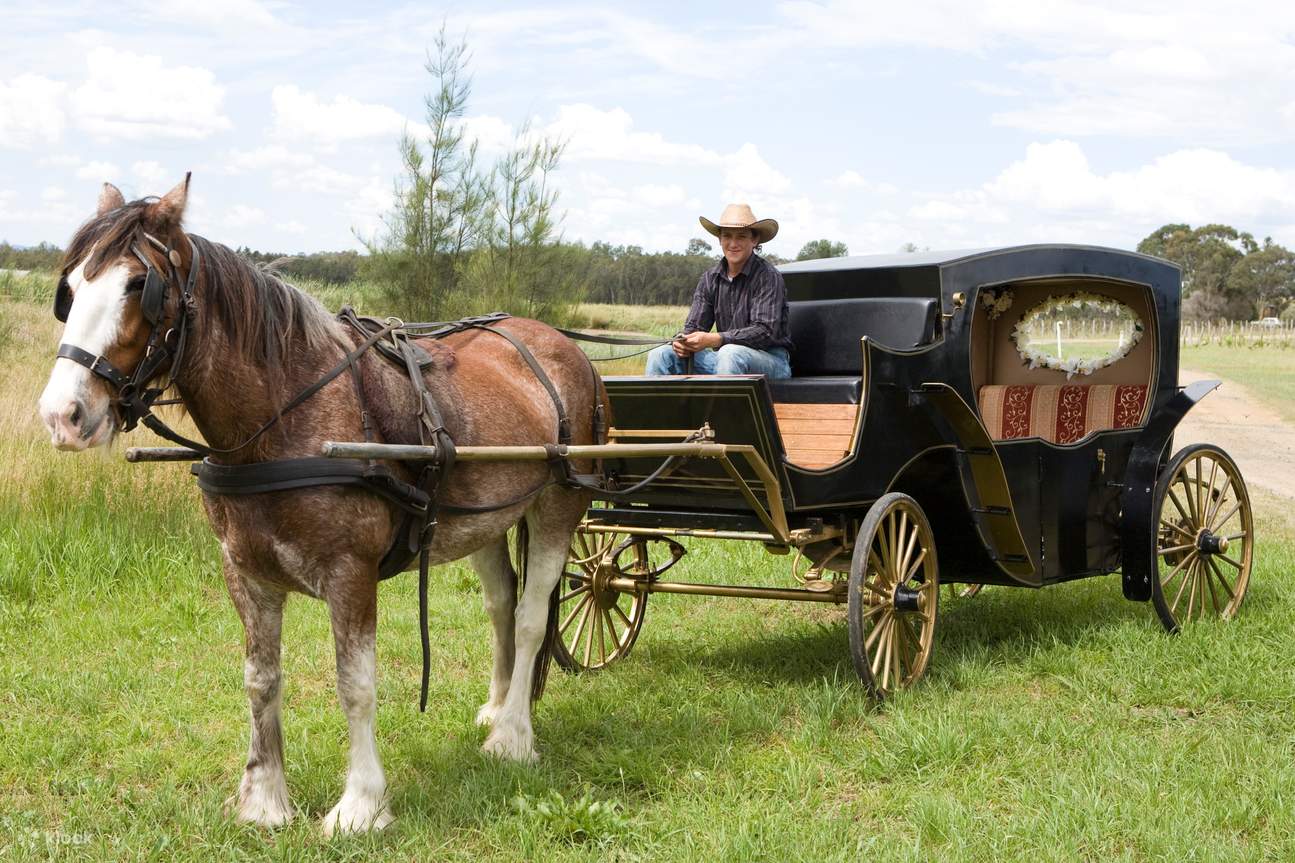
470, 535, 517, 727
482, 495, 582, 763
224, 568, 294, 828
321, 566, 394, 836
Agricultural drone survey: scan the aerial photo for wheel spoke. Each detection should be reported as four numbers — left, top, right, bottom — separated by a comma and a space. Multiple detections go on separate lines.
903, 547, 929, 583
897, 510, 914, 579
602, 607, 619, 652
1210, 500, 1242, 533
1205, 557, 1237, 602
1170, 557, 1195, 615
1216, 552, 1245, 570
1160, 549, 1197, 590
1193, 457, 1205, 527
870, 618, 890, 677
611, 599, 634, 630
560, 592, 593, 632
574, 599, 595, 664
559, 583, 590, 604
1203, 556, 1222, 614
1157, 542, 1195, 557
879, 622, 895, 691
1166, 484, 1193, 527
862, 601, 888, 621
863, 577, 889, 600
1160, 519, 1196, 542
596, 606, 608, 665
867, 550, 888, 587
1223, 531, 1248, 542
1206, 471, 1231, 528
865, 615, 888, 652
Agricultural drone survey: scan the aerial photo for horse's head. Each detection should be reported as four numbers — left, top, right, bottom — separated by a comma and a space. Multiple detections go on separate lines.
39, 176, 194, 450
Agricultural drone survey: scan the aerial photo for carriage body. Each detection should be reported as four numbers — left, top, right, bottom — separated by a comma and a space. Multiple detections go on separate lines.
593, 245, 1184, 591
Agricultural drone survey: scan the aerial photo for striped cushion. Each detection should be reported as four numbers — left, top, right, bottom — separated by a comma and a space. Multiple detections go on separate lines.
978, 384, 1148, 444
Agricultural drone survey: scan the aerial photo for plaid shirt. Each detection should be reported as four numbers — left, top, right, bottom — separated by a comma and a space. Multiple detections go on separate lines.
682, 253, 793, 351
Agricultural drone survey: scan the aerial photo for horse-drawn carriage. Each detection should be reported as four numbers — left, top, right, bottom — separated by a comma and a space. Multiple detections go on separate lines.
45, 182, 1252, 830
544, 244, 1253, 696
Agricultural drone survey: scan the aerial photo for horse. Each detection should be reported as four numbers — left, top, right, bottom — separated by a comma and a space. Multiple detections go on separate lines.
37, 177, 602, 835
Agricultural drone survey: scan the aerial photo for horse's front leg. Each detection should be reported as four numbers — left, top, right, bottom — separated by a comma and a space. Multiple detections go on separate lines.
321, 565, 394, 836
224, 568, 294, 828
470, 536, 517, 727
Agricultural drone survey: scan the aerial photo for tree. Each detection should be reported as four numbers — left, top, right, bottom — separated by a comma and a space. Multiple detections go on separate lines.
1137, 224, 1253, 321
1226, 238, 1295, 318
796, 239, 848, 261
685, 238, 712, 257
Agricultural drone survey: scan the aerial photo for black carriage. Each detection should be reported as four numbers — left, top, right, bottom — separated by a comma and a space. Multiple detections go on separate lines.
554, 244, 1254, 696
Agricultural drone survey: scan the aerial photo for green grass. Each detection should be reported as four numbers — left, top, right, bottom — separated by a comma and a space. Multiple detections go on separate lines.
1181, 342, 1295, 424
5, 300, 1295, 860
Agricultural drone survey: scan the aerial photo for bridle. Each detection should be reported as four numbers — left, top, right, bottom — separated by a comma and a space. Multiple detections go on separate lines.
54, 232, 199, 436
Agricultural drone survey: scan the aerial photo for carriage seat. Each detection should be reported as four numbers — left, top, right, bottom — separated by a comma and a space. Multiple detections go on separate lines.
768, 297, 939, 404
978, 384, 1149, 444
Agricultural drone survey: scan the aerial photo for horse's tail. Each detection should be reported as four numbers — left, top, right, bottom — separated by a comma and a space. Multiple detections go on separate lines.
514, 519, 559, 702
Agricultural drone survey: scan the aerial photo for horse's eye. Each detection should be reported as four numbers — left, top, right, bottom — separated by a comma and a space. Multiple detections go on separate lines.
125, 274, 146, 293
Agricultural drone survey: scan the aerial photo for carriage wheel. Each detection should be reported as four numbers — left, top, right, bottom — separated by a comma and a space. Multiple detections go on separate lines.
1150, 444, 1253, 633
945, 582, 983, 601
847, 493, 939, 698
551, 531, 681, 673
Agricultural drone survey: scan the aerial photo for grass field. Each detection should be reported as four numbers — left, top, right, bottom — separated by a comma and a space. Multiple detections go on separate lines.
4, 293, 1295, 860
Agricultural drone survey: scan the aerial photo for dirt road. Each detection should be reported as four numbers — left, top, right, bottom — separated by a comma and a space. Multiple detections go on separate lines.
1176, 368, 1295, 500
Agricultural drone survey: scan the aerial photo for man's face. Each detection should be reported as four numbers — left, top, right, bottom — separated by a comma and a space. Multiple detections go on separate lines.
718, 228, 757, 270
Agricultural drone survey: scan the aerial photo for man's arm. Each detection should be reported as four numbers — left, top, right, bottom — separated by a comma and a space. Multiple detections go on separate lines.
682, 273, 715, 336
718, 265, 785, 350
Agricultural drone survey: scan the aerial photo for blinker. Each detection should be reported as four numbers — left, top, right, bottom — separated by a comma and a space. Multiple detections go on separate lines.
54, 275, 72, 322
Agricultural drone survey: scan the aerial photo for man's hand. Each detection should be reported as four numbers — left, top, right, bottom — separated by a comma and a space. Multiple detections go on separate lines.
672, 331, 722, 356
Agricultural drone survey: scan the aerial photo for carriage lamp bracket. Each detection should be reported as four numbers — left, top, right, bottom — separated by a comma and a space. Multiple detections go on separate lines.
943, 291, 967, 320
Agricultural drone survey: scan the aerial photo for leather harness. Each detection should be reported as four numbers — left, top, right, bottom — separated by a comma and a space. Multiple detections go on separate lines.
54, 231, 687, 709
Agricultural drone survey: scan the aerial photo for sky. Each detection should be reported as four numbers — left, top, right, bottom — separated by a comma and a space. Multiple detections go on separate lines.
2, 0, 1294, 260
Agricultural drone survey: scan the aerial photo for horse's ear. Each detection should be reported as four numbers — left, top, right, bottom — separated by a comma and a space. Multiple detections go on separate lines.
97, 183, 125, 216
150, 173, 191, 227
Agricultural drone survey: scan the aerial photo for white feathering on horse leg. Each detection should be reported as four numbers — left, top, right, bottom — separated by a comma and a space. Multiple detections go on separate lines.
471, 539, 518, 727
322, 639, 393, 836
481, 531, 567, 763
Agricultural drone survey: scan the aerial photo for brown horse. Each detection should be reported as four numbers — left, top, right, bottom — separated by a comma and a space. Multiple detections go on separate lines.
37, 178, 601, 835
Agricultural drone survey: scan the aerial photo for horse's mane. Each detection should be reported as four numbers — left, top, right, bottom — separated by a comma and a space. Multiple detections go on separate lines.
64, 199, 341, 371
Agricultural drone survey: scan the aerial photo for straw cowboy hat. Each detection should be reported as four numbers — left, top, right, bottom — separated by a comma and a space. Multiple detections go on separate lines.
699, 203, 779, 244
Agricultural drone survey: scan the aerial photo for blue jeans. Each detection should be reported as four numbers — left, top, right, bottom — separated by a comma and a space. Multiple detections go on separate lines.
645, 343, 791, 378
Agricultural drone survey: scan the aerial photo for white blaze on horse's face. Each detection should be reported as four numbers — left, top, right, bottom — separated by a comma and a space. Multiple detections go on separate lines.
38, 255, 133, 451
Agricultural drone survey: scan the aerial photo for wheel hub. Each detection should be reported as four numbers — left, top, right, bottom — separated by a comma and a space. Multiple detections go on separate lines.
1195, 528, 1229, 556
892, 584, 923, 613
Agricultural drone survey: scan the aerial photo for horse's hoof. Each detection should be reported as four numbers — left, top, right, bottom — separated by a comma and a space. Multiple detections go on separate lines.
482, 728, 539, 764
321, 797, 395, 837
227, 790, 294, 829
475, 702, 503, 727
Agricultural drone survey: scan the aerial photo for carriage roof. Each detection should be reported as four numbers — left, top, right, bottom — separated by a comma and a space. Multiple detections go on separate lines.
778, 244, 1182, 311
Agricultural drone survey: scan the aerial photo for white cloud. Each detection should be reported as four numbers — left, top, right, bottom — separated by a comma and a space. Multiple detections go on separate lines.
131, 161, 171, 188
545, 103, 721, 166
276, 220, 307, 235
722, 143, 791, 200
223, 204, 267, 228
75, 160, 122, 181
270, 85, 412, 145
0, 74, 67, 148
834, 170, 869, 189
142, 0, 280, 30
70, 47, 231, 141
633, 183, 687, 207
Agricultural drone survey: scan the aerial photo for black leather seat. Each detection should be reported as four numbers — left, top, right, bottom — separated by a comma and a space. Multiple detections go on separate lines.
770, 297, 938, 404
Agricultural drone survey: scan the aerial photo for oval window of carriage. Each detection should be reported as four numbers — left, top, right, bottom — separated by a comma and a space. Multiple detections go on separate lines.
1011, 293, 1144, 377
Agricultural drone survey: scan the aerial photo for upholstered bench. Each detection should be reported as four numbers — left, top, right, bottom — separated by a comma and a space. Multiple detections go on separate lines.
978, 384, 1149, 444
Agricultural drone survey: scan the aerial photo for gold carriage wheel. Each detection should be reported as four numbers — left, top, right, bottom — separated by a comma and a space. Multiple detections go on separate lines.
945, 582, 983, 601
1150, 444, 1253, 632
847, 493, 939, 698
552, 530, 649, 673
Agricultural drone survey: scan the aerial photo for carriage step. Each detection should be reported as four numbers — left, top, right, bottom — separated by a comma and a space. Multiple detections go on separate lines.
971, 505, 1012, 516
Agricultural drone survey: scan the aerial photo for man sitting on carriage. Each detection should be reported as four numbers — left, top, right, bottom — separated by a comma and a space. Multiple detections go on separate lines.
646, 203, 793, 378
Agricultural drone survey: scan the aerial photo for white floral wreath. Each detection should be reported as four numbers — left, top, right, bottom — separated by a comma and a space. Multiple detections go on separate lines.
980, 287, 1013, 320
1009, 291, 1144, 379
